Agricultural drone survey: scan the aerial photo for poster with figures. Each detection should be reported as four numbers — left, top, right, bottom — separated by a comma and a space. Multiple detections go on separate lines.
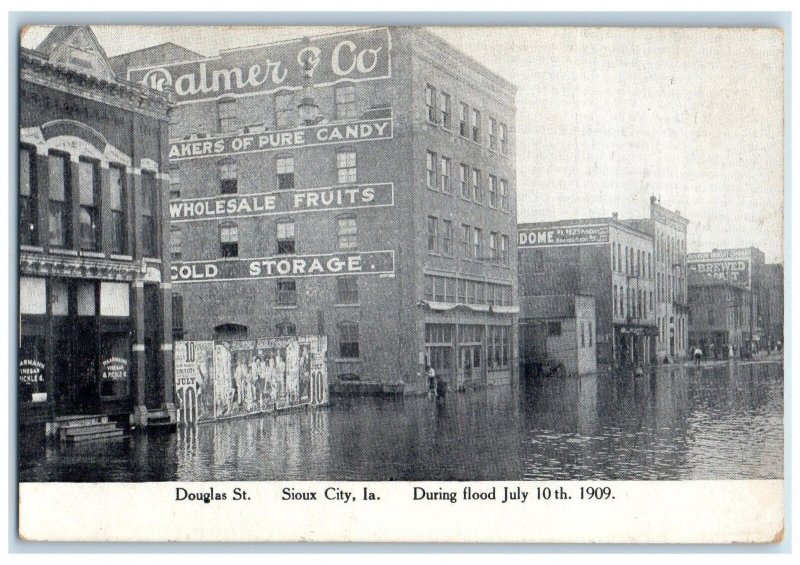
173, 341, 216, 424
175, 335, 328, 423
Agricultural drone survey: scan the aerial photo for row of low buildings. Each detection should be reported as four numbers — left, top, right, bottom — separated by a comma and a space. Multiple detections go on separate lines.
17, 25, 784, 436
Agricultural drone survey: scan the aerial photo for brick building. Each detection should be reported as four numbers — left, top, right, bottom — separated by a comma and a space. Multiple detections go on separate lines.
761, 263, 784, 350
18, 26, 175, 433
687, 247, 766, 354
624, 197, 690, 362
687, 270, 752, 358
113, 27, 519, 393
518, 217, 656, 368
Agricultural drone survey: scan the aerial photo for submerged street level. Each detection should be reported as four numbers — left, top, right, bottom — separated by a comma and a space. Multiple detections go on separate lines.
20, 358, 783, 482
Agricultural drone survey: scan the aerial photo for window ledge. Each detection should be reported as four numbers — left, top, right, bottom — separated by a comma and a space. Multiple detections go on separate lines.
274, 305, 298, 310
20, 245, 44, 253
110, 254, 134, 261
49, 248, 79, 256
144, 257, 162, 264
334, 358, 362, 363
335, 303, 360, 308
81, 251, 106, 259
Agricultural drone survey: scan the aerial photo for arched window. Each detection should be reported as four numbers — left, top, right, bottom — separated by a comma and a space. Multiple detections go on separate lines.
276, 319, 296, 337
338, 321, 359, 359
214, 323, 247, 340
219, 222, 238, 257
218, 158, 238, 194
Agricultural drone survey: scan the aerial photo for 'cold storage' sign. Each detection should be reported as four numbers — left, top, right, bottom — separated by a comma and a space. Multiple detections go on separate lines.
129, 27, 391, 104
518, 224, 610, 247
171, 250, 395, 284
168, 113, 393, 161
170, 183, 394, 223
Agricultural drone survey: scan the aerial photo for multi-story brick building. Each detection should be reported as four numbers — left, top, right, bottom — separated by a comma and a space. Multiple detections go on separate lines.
18, 26, 175, 434
113, 27, 519, 393
762, 263, 784, 350
687, 247, 766, 354
687, 270, 752, 358
518, 217, 657, 368
625, 197, 690, 362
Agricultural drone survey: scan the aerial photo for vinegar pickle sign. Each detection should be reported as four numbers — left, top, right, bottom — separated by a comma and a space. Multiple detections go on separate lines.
129, 27, 391, 104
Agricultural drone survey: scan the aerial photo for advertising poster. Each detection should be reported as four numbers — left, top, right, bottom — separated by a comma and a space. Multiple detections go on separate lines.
174, 341, 216, 424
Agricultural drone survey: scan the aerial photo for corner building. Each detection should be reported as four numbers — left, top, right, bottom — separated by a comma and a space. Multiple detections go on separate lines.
115, 27, 519, 393
18, 26, 175, 433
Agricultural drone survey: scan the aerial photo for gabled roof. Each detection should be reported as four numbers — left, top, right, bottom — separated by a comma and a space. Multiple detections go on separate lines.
33, 25, 115, 81
108, 42, 203, 76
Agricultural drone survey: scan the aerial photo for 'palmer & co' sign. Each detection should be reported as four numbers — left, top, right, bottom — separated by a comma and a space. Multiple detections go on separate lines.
128, 27, 391, 104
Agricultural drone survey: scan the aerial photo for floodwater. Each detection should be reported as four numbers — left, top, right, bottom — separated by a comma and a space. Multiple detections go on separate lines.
20, 359, 784, 482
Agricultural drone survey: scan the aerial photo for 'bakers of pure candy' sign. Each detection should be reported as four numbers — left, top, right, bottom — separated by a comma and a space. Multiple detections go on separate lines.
128, 27, 391, 104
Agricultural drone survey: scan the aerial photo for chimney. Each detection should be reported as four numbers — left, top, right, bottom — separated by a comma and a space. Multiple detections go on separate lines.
650, 196, 656, 204
612, 212, 618, 220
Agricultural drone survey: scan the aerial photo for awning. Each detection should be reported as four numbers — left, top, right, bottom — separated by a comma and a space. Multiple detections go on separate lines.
418, 301, 519, 315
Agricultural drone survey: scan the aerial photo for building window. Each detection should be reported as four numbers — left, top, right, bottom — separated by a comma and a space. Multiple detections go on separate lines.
459, 102, 468, 137
588, 322, 593, 346
442, 220, 453, 255
276, 320, 297, 336
547, 321, 561, 337
487, 326, 510, 369
219, 222, 238, 257
471, 108, 481, 142
335, 84, 357, 119
461, 224, 471, 258
440, 155, 451, 193
472, 168, 482, 203
614, 285, 619, 316
500, 123, 509, 154
500, 235, 509, 265
141, 171, 157, 257
108, 165, 126, 254
19, 146, 37, 246
489, 118, 497, 150
439, 91, 451, 128
275, 91, 295, 128
532, 249, 544, 273
580, 322, 586, 347
217, 98, 236, 132
78, 159, 101, 251
425, 324, 454, 373
425, 151, 437, 189
336, 151, 357, 184
500, 179, 509, 211
172, 293, 184, 341
48, 152, 71, 248
337, 217, 357, 250
219, 160, 238, 194
276, 279, 297, 306
489, 232, 498, 261
488, 174, 498, 208
338, 322, 359, 358
170, 227, 182, 261
277, 220, 296, 254
276, 156, 295, 189
425, 84, 437, 122
460, 163, 469, 198
337, 276, 358, 305
617, 242, 622, 272
473, 228, 483, 260
427, 216, 439, 253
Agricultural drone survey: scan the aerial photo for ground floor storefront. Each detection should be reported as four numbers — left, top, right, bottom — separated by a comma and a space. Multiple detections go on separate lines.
19, 272, 175, 434
612, 325, 657, 367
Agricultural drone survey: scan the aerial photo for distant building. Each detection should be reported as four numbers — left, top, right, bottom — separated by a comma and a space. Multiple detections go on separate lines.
762, 263, 784, 350
687, 270, 751, 358
113, 27, 519, 393
519, 294, 597, 376
624, 197, 690, 362
518, 217, 656, 368
18, 26, 175, 432
687, 247, 765, 353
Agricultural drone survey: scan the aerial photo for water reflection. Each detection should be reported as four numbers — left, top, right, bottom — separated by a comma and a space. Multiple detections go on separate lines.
19, 360, 783, 481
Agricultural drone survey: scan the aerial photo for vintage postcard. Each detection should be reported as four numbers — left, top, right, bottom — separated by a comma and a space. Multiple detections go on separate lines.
15, 23, 784, 543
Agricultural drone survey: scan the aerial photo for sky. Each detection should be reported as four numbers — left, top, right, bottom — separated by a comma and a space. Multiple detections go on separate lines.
21, 25, 785, 263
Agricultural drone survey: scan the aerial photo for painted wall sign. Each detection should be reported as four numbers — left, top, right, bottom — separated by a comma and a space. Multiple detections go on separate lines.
168, 112, 393, 161
171, 250, 395, 284
518, 224, 609, 248
129, 28, 391, 104
101, 357, 129, 381
688, 260, 752, 289
19, 359, 45, 385
170, 183, 394, 223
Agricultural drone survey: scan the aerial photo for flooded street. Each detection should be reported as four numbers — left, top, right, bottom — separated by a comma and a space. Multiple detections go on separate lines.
20, 359, 783, 482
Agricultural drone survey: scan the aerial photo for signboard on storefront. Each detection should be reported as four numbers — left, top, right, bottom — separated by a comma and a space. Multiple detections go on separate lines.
128, 28, 391, 105
169, 183, 394, 223
171, 250, 395, 284
518, 224, 610, 248
688, 250, 752, 290
101, 357, 128, 381
168, 112, 393, 161
174, 336, 328, 424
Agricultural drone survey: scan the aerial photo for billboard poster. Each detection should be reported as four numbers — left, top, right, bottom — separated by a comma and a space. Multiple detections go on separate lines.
168, 110, 393, 161
128, 27, 392, 105
171, 250, 395, 284
518, 224, 610, 247
174, 341, 216, 424
169, 183, 394, 223
175, 335, 328, 424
